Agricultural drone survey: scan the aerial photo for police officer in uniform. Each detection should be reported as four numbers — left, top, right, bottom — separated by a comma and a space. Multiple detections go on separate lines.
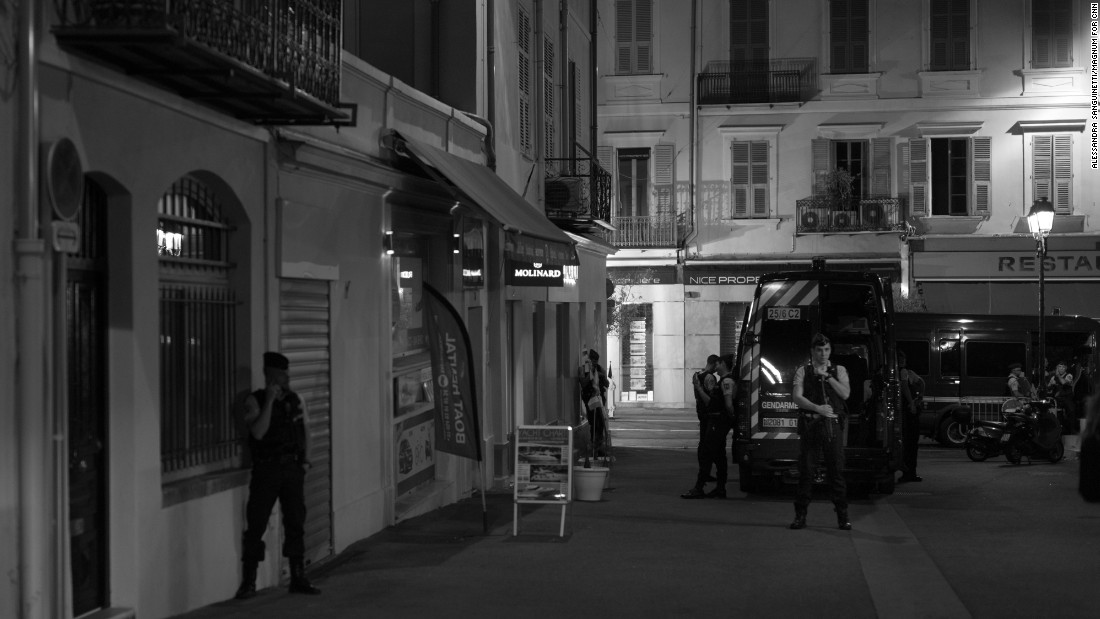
235, 352, 321, 599
790, 334, 852, 530
682, 354, 737, 499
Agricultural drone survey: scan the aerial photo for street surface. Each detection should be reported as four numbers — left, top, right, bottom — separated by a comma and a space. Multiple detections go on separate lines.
177, 407, 1100, 619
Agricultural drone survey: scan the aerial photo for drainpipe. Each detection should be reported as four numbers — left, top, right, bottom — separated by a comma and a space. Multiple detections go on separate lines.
680, 0, 700, 256
15, 1, 57, 618
589, 0, 598, 212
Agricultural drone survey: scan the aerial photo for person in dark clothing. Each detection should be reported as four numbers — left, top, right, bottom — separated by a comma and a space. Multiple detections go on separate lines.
1047, 360, 1076, 434
581, 349, 611, 455
682, 354, 736, 499
689, 354, 721, 484
897, 350, 926, 483
235, 352, 321, 600
790, 334, 852, 530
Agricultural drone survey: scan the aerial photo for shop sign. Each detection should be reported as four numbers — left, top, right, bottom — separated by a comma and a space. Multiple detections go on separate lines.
914, 251, 1100, 281
507, 259, 564, 286
684, 262, 899, 285
608, 266, 679, 285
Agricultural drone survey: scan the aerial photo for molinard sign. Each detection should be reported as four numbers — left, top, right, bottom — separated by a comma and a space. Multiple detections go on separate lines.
507, 260, 565, 287
913, 251, 1100, 281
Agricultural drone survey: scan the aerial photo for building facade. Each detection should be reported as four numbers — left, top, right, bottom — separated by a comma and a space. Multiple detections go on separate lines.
1, 1, 610, 618
599, 0, 1098, 405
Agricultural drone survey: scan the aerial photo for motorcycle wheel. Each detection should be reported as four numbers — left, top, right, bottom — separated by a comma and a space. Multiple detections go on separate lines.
966, 443, 990, 462
937, 417, 968, 447
1005, 444, 1022, 465
1048, 440, 1065, 463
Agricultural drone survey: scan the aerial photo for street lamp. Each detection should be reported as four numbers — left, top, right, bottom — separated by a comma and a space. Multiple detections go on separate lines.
1026, 197, 1055, 393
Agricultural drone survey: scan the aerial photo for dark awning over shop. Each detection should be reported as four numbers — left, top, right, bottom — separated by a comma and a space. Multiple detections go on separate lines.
393, 134, 577, 265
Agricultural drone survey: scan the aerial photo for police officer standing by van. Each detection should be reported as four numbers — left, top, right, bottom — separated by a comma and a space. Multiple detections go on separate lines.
235, 352, 321, 600
790, 334, 852, 530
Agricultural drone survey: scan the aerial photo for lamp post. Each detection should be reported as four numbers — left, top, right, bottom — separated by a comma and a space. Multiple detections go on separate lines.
1026, 197, 1055, 393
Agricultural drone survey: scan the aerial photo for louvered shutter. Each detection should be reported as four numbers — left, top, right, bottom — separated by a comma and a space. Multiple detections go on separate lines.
544, 36, 555, 160
615, 0, 633, 74
1033, 0, 1073, 69
731, 141, 751, 217
908, 139, 930, 216
897, 142, 911, 212
654, 144, 674, 186
830, 0, 850, 72
970, 136, 991, 216
1033, 135, 1053, 205
930, 0, 968, 71
751, 142, 769, 217
1053, 134, 1073, 214
731, 0, 769, 64
850, 0, 869, 72
1052, 3, 1072, 67
518, 8, 532, 156
573, 61, 584, 155
635, 0, 653, 73
871, 137, 892, 197
811, 138, 832, 197
597, 146, 614, 176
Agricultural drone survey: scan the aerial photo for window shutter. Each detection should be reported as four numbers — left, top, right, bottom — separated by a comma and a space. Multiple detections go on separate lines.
929, 0, 951, 70
970, 136, 991, 216
1032, 134, 1053, 205
654, 144, 675, 185
751, 142, 769, 217
544, 35, 555, 160
1052, 3, 1073, 67
1053, 134, 1073, 214
635, 0, 653, 73
830, 0, 850, 72
518, 8, 533, 156
897, 142, 911, 210
597, 146, 614, 175
870, 137, 892, 197
615, 0, 633, 74
1034, 0, 1073, 69
930, 0, 968, 71
573, 61, 584, 155
908, 139, 929, 216
811, 138, 832, 197
731, 141, 751, 217
850, 0, 869, 72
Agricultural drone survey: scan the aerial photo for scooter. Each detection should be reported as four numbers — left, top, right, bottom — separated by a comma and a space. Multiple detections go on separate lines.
961, 399, 1064, 464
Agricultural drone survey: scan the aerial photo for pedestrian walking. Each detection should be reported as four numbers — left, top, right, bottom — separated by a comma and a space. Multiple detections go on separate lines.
790, 334, 852, 530
898, 350, 925, 483
682, 354, 736, 499
235, 352, 321, 600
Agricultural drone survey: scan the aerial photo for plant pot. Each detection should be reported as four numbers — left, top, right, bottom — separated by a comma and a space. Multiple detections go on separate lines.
574, 467, 609, 501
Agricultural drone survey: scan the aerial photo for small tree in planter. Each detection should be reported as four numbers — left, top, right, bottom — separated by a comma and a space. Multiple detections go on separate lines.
824, 167, 855, 211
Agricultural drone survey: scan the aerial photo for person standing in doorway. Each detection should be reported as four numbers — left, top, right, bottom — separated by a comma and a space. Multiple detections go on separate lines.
235, 352, 321, 600
897, 350, 926, 483
682, 354, 736, 499
790, 334, 852, 530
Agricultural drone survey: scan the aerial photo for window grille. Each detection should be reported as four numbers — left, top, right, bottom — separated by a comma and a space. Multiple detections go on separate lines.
158, 176, 240, 481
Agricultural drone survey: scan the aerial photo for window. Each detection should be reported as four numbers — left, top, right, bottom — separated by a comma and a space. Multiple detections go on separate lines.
812, 137, 893, 200
906, 136, 990, 216
1033, 134, 1073, 214
830, 0, 869, 73
518, 6, 533, 157
158, 176, 239, 482
929, 0, 970, 71
938, 335, 961, 378
731, 141, 768, 218
966, 341, 1027, 378
615, 0, 653, 74
1032, 0, 1073, 69
617, 148, 650, 217
730, 0, 769, 65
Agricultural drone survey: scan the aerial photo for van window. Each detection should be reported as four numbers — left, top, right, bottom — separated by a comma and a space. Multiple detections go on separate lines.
938, 332, 961, 377
897, 340, 930, 376
965, 341, 1026, 377
758, 315, 814, 394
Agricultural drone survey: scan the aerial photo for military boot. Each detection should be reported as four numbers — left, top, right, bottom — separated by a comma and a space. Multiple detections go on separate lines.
234, 561, 258, 600
789, 506, 808, 530
288, 557, 321, 595
835, 506, 852, 530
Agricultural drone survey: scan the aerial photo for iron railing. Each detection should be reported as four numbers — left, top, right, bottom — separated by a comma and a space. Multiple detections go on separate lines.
794, 196, 905, 234
544, 157, 612, 224
56, 0, 344, 109
611, 215, 678, 248
698, 58, 817, 105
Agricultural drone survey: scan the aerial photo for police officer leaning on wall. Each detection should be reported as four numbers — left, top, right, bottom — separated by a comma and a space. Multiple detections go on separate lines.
235, 351, 321, 600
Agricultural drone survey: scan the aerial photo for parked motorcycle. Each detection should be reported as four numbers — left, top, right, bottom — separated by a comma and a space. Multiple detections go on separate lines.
960, 399, 1064, 464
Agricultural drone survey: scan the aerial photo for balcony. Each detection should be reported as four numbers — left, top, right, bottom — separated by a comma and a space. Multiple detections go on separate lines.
610, 215, 679, 248
53, 0, 355, 126
794, 196, 906, 235
698, 58, 817, 106
544, 157, 613, 232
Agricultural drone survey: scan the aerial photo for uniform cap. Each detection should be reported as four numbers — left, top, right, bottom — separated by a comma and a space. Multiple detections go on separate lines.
263, 352, 289, 370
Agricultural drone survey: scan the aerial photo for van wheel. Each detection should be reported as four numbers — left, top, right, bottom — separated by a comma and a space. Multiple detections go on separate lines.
937, 417, 968, 447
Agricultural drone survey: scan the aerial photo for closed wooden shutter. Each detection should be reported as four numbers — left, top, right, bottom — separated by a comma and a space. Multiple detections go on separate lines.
279, 278, 333, 568
1033, 0, 1073, 68
518, 7, 533, 156
811, 138, 833, 197
731, 141, 768, 218
870, 137, 892, 197
731, 142, 751, 217
908, 139, 929, 216
544, 35, 555, 159
930, 0, 969, 71
597, 146, 614, 176
654, 143, 675, 215
730, 0, 769, 64
970, 136, 991, 216
615, 0, 633, 73
1033, 134, 1053, 206
635, 0, 653, 73
1053, 134, 1073, 214
750, 141, 769, 217
615, 0, 652, 74
897, 141, 911, 211
831, 0, 869, 73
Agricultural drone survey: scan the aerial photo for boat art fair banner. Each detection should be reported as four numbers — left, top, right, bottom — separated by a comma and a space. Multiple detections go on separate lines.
422, 283, 482, 461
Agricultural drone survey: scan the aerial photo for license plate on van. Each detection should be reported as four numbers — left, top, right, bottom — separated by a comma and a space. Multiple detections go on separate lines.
767, 307, 801, 321
763, 417, 798, 428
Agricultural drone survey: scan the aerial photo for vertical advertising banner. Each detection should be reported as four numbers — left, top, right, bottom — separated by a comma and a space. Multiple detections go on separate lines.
619, 303, 654, 401
422, 283, 482, 461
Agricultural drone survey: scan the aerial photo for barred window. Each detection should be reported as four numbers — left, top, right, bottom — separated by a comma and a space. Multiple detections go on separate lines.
158, 176, 240, 483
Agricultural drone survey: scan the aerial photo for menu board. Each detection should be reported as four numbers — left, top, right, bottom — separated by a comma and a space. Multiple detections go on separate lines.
620, 303, 653, 401
514, 426, 573, 504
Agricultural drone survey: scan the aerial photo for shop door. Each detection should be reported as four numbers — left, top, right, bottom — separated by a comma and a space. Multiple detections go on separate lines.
279, 278, 333, 568
67, 181, 108, 615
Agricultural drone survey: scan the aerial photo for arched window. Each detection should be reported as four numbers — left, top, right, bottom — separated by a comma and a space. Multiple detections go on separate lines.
158, 175, 240, 481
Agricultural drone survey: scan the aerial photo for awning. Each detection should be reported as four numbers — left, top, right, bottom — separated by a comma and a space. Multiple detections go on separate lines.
393, 134, 577, 265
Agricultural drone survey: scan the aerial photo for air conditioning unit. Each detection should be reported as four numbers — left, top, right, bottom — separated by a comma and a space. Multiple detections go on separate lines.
861, 201, 886, 227
799, 209, 823, 231
545, 177, 587, 212
831, 210, 854, 229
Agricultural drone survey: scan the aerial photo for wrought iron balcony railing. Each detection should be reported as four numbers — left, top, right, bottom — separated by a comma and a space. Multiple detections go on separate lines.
794, 196, 906, 234
611, 215, 678, 248
698, 58, 817, 105
53, 0, 354, 126
544, 158, 612, 229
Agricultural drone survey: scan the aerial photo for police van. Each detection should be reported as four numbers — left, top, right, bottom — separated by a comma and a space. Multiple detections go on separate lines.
733, 259, 900, 495
894, 312, 1098, 446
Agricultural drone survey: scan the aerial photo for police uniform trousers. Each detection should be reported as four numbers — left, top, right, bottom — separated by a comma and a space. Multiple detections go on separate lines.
795, 414, 847, 510
901, 411, 920, 475
242, 456, 308, 562
696, 415, 732, 488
